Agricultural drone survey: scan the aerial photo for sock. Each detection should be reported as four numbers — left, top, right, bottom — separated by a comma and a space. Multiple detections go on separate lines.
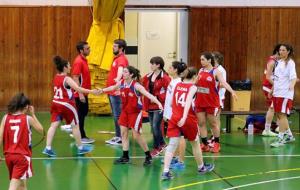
145, 151, 151, 158
163, 168, 169, 173
46, 146, 51, 150
265, 123, 271, 131
201, 137, 208, 145
198, 163, 204, 170
278, 132, 284, 140
77, 145, 83, 150
123, 151, 129, 159
214, 137, 220, 143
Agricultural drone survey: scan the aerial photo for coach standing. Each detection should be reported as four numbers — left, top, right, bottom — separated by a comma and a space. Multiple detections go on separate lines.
72, 41, 95, 144
105, 39, 128, 146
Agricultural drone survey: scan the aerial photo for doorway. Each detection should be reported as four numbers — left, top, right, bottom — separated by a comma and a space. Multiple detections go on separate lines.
125, 8, 188, 76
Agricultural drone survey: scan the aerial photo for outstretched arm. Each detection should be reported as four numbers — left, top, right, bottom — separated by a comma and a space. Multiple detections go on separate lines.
0, 115, 6, 149
102, 81, 121, 93
65, 77, 99, 95
135, 83, 163, 110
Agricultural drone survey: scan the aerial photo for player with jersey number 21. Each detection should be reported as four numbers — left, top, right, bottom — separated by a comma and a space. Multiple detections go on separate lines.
42, 56, 101, 157
0, 93, 44, 190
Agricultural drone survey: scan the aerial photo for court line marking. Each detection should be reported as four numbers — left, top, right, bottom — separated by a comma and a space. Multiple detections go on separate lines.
2, 154, 300, 161
223, 176, 300, 190
168, 167, 300, 190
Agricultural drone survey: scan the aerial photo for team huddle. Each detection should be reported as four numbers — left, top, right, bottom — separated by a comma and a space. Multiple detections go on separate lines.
0, 40, 297, 189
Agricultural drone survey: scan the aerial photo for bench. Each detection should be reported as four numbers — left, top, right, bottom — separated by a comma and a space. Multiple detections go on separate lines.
221, 108, 300, 133
221, 111, 266, 133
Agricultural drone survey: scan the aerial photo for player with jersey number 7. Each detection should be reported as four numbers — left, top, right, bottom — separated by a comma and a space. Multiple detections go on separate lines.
0, 93, 44, 190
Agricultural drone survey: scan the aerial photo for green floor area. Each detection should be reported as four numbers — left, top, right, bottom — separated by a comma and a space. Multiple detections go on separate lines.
0, 112, 300, 190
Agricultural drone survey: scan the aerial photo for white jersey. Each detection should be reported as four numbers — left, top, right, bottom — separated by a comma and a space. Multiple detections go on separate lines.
217, 65, 227, 108
163, 77, 181, 120
273, 59, 297, 100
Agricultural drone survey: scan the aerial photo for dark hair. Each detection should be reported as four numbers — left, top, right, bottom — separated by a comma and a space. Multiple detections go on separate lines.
53, 56, 68, 72
7, 93, 31, 114
126, 65, 141, 81
182, 67, 197, 80
150, 56, 165, 71
212, 51, 224, 66
200, 52, 215, 66
114, 39, 127, 52
172, 61, 187, 75
272, 43, 282, 55
280, 43, 294, 57
76, 41, 88, 53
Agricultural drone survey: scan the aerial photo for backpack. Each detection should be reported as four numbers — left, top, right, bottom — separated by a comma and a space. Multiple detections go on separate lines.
243, 115, 277, 134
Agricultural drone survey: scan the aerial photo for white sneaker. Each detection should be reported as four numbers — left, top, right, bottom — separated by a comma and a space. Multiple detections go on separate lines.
270, 138, 285, 148
105, 137, 122, 145
81, 138, 95, 144
61, 125, 72, 133
262, 130, 277, 137
284, 135, 295, 143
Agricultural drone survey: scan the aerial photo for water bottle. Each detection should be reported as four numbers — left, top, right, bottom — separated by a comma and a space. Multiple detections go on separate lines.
248, 122, 254, 135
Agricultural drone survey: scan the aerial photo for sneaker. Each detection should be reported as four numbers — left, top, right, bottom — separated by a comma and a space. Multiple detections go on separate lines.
60, 125, 72, 133
158, 144, 167, 153
283, 135, 295, 143
200, 143, 210, 152
161, 171, 174, 180
42, 148, 57, 157
171, 161, 185, 170
150, 148, 160, 157
198, 163, 215, 174
114, 157, 130, 164
161, 156, 179, 165
81, 138, 95, 144
270, 138, 285, 148
210, 142, 221, 153
262, 130, 277, 137
143, 156, 153, 166
105, 137, 122, 145
77, 145, 93, 155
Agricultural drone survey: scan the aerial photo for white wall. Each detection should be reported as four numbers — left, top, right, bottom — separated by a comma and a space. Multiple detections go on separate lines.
1, 0, 300, 6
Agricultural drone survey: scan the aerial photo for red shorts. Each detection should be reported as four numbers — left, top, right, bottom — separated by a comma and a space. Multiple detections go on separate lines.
5, 154, 33, 180
272, 97, 293, 114
118, 111, 143, 133
167, 114, 199, 141
263, 88, 273, 107
51, 100, 79, 125
195, 107, 220, 116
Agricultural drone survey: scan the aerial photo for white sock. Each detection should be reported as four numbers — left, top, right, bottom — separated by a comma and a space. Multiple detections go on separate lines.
163, 168, 169, 173
78, 145, 83, 150
198, 163, 204, 170
265, 123, 271, 131
278, 132, 284, 139
46, 146, 51, 150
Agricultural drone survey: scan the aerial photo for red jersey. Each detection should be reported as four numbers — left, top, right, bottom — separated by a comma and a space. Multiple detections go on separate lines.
3, 114, 32, 156
107, 53, 129, 96
172, 82, 196, 118
120, 80, 142, 113
262, 56, 276, 92
142, 71, 171, 111
52, 75, 74, 103
195, 68, 220, 108
72, 54, 91, 97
